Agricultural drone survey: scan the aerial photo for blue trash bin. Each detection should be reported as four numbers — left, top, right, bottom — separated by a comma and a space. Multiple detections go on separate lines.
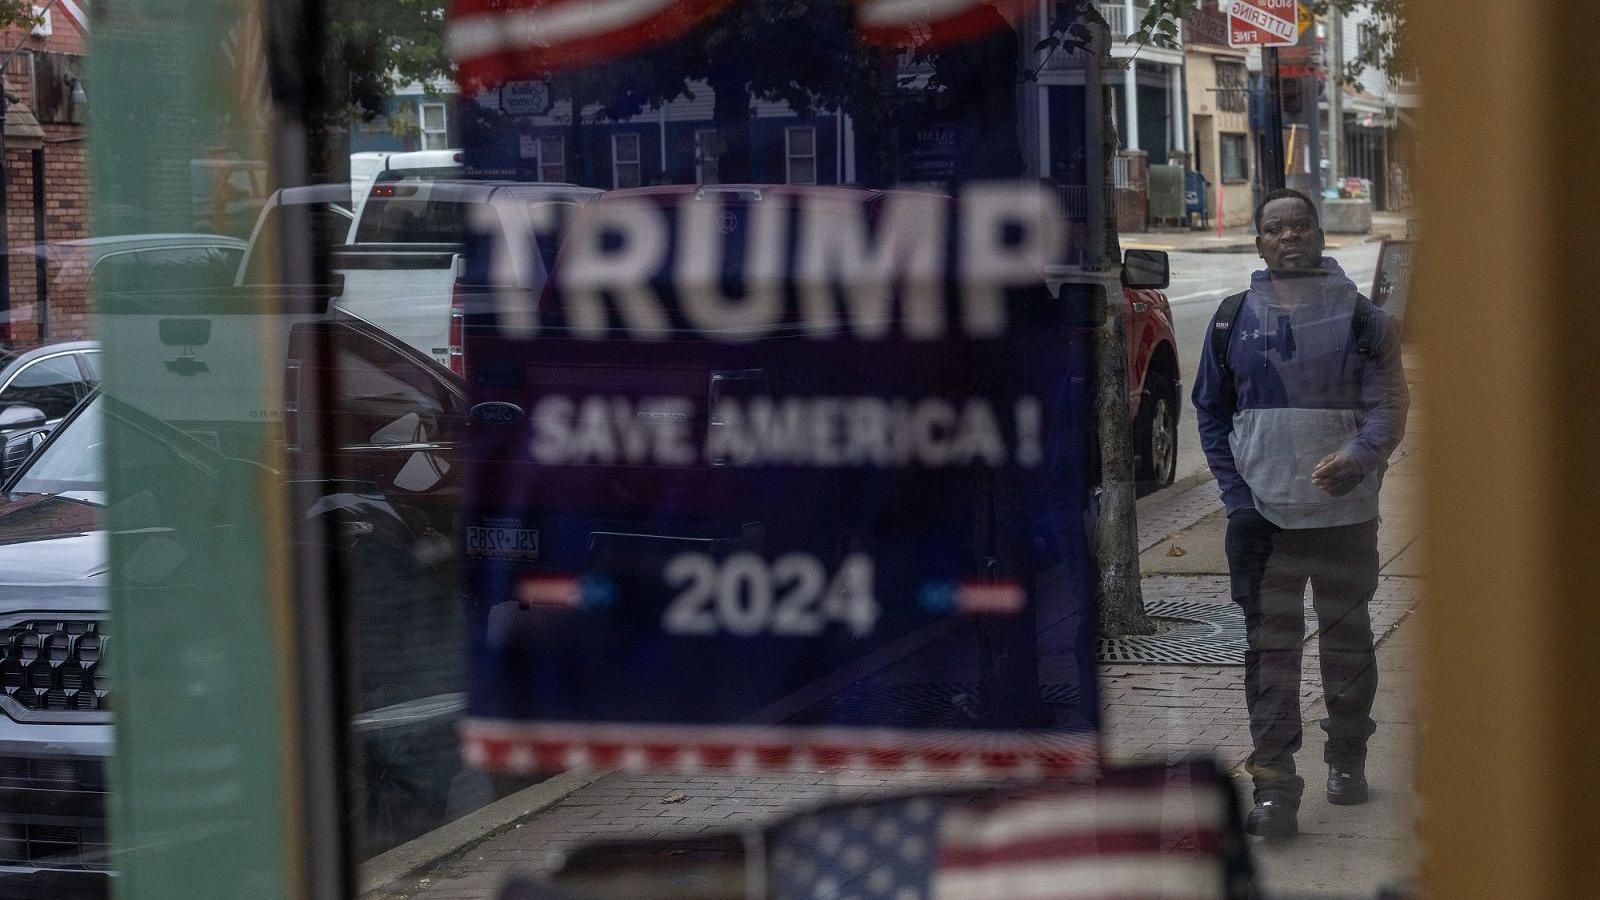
1185, 170, 1210, 228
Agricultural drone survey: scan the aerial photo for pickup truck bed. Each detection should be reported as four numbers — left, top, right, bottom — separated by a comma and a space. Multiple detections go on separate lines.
332, 242, 460, 367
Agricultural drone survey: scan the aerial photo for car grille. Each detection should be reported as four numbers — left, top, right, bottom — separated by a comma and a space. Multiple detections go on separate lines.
0, 620, 107, 713
0, 757, 110, 871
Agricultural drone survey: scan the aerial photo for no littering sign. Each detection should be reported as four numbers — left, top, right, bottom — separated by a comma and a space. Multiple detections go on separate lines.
1228, 0, 1297, 47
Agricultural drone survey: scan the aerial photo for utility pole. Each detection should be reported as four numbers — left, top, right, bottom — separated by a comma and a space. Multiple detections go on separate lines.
1327, 6, 1344, 189
1, 81, 10, 342
1261, 46, 1287, 191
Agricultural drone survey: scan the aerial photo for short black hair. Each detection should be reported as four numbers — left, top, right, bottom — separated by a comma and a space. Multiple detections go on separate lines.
1254, 188, 1320, 234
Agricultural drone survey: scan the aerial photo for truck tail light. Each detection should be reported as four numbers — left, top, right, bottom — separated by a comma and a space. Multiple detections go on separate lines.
284, 359, 302, 451
448, 282, 466, 377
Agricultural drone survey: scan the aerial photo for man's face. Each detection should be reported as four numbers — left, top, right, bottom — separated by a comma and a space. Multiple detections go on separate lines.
1256, 197, 1326, 273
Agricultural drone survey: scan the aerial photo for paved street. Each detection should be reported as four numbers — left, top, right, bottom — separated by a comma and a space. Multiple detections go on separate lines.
364, 235, 1422, 900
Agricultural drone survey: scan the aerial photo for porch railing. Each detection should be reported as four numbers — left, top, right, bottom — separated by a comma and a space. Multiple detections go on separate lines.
1097, 3, 1180, 44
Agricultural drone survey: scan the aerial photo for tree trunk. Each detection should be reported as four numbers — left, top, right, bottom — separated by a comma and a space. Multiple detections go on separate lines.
1095, 303, 1153, 638
1087, 18, 1154, 639
708, 65, 754, 183
563, 73, 587, 186
843, 51, 898, 188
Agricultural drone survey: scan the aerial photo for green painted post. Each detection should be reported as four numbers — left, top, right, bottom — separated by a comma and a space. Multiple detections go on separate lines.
88, 2, 307, 897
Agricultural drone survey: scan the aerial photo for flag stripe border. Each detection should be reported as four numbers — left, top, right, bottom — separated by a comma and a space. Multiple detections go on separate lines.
461, 718, 1099, 776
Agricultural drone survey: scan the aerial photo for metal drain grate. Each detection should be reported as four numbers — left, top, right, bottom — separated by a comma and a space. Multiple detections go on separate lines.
1099, 599, 1250, 665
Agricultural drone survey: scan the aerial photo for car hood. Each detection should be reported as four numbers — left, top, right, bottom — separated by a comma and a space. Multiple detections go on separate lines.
0, 493, 107, 595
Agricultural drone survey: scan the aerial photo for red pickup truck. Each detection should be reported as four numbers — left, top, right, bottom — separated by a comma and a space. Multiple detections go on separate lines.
1124, 276, 1180, 493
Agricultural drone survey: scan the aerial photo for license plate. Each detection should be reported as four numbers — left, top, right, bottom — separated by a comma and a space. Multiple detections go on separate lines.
465, 526, 540, 559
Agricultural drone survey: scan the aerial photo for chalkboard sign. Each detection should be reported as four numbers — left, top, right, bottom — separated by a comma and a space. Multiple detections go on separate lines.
1372, 239, 1414, 331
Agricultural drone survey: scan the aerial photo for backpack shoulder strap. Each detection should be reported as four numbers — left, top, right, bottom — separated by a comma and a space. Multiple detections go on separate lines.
1351, 294, 1377, 358
1210, 290, 1250, 374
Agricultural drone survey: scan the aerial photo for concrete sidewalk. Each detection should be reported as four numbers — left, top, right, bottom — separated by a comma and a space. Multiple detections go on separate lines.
370, 450, 1425, 900
1251, 601, 1419, 899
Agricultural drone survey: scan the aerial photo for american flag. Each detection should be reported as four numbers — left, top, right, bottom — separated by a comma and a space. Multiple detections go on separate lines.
852, 0, 1029, 48
220, 10, 270, 119
527, 761, 1249, 899
448, 0, 1037, 87
55, 0, 89, 34
766, 761, 1250, 900
447, 0, 732, 86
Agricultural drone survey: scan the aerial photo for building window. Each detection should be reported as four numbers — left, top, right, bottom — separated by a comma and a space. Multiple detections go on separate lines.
786, 125, 817, 185
1216, 61, 1248, 114
612, 132, 641, 188
1358, 21, 1380, 60
695, 129, 721, 184
537, 135, 565, 182
419, 101, 448, 150
1220, 132, 1249, 182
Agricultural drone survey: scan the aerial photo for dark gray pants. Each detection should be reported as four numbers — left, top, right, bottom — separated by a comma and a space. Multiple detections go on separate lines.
1225, 508, 1380, 803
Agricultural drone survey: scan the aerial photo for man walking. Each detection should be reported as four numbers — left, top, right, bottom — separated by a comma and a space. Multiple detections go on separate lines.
1193, 188, 1408, 838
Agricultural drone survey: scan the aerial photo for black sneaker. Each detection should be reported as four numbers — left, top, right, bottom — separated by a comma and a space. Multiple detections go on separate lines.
1245, 799, 1299, 838
1327, 766, 1369, 805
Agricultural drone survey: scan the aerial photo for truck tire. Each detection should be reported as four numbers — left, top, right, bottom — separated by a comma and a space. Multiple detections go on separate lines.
1135, 371, 1178, 494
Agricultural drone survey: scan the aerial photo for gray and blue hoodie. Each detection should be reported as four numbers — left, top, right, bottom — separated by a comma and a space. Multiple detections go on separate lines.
1193, 258, 1408, 529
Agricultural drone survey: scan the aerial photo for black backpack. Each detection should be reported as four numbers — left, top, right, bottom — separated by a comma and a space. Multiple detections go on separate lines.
1209, 289, 1377, 375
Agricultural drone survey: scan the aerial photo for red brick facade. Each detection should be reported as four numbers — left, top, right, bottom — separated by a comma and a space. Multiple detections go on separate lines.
3, 126, 90, 344
1, 19, 88, 347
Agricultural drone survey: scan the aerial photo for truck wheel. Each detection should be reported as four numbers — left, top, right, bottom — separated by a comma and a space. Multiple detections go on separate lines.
1136, 372, 1178, 494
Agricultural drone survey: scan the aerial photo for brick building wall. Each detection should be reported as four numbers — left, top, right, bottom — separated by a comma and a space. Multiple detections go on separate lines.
0, 19, 89, 347
1, 115, 89, 345
41, 123, 89, 339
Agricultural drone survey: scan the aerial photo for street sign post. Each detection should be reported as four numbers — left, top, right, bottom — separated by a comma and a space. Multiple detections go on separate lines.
1226, 0, 1299, 190
1226, 0, 1297, 48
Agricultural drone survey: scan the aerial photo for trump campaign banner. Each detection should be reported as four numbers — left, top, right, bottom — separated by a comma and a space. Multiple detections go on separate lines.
449, 0, 1104, 777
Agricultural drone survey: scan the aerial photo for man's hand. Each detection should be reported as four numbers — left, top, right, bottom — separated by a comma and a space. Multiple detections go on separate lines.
1312, 450, 1363, 497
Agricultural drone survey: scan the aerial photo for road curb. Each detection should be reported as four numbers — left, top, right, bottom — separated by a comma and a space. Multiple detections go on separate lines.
1149, 468, 1212, 500
1134, 470, 1216, 534
359, 766, 611, 897
1185, 243, 1257, 254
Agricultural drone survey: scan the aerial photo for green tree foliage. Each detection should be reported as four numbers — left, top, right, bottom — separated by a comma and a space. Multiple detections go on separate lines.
326, 0, 454, 121
572, 0, 887, 183
0, 3, 41, 33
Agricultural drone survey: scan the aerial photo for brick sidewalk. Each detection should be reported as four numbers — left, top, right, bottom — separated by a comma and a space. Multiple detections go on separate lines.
374, 476, 1424, 899
1101, 576, 1419, 765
